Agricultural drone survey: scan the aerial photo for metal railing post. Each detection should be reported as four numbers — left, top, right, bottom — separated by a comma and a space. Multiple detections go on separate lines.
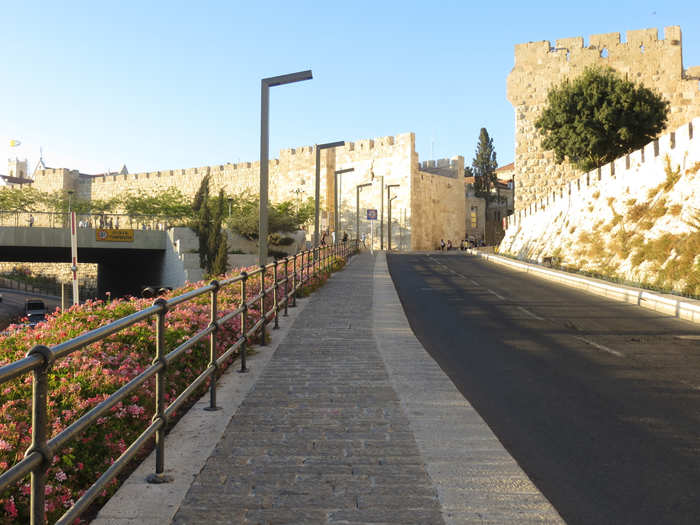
283, 257, 289, 317
146, 298, 172, 484
205, 280, 221, 411
273, 262, 279, 329
292, 252, 297, 307
239, 272, 248, 373
26, 345, 54, 525
259, 265, 266, 345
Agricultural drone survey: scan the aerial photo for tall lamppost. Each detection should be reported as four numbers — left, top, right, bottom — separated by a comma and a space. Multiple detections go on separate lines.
386, 184, 400, 251
334, 167, 354, 237
259, 70, 312, 265
313, 141, 344, 247
356, 181, 372, 245
370, 173, 385, 249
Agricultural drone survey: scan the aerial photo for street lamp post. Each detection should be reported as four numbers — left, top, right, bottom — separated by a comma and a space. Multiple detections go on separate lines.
386, 184, 400, 251
370, 174, 385, 250
334, 167, 354, 237
259, 70, 313, 266
356, 182, 372, 246
313, 141, 344, 247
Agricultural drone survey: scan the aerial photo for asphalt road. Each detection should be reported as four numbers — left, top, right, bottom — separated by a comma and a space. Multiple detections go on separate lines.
0, 288, 60, 330
387, 252, 700, 525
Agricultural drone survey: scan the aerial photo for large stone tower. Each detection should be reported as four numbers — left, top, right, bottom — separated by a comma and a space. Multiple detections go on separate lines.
507, 26, 700, 212
7, 158, 28, 179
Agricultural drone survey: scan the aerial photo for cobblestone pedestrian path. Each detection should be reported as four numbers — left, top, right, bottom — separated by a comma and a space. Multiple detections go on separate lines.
172, 254, 445, 524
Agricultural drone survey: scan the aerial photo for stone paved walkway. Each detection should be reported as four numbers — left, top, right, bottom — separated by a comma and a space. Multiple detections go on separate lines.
172, 254, 445, 524
96, 252, 563, 524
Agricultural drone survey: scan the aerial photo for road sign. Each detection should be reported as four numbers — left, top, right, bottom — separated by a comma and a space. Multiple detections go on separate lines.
96, 229, 135, 242
367, 209, 378, 220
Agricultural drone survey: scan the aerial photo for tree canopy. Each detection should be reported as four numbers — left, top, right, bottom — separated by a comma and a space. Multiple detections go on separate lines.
470, 128, 497, 200
226, 194, 314, 239
535, 66, 669, 172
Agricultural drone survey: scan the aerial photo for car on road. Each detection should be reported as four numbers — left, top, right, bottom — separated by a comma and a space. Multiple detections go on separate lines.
25, 299, 46, 316
24, 299, 47, 327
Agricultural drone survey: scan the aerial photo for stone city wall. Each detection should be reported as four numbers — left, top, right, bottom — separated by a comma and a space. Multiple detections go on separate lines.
507, 25, 700, 212
27, 132, 458, 251
500, 118, 700, 295
411, 156, 466, 249
0, 261, 98, 285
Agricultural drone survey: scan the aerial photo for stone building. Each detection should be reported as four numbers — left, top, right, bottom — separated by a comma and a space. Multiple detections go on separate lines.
507, 25, 700, 212
463, 164, 513, 245
25, 132, 466, 251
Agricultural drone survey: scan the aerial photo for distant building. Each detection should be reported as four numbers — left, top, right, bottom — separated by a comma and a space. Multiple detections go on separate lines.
464, 163, 514, 245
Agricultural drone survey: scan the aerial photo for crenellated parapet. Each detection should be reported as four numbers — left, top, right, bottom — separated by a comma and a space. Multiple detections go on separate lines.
507, 25, 700, 212
506, 117, 700, 229
417, 157, 464, 179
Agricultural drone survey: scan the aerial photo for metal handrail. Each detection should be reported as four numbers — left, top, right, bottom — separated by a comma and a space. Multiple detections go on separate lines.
0, 210, 188, 230
0, 240, 357, 524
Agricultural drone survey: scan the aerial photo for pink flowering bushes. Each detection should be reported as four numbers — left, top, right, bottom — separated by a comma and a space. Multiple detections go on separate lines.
0, 257, 341, 524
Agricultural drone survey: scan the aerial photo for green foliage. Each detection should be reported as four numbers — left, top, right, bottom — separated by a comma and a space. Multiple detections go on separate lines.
470, 128, 497, 199
535, 66, 669, 172
212, 234, 229, 276
119, 187, 192, 221
189, 179, 229, 277
0, 186, 50, 212
226, 194, 313, 239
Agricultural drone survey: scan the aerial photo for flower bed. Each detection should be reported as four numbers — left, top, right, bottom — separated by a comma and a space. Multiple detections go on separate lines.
0, 258, 338, 523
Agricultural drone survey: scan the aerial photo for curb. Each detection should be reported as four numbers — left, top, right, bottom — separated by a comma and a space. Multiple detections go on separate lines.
467, 249, 700, 325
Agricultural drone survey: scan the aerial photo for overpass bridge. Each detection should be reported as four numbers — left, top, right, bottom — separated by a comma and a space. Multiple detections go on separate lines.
0, 226, 183, 297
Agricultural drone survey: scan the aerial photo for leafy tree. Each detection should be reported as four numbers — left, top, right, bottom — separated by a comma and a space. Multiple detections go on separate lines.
471, 128, 498, 201
119, 187, 191, 222
226, 194, 314, 239
535, 66, 669, 172
0, 187, 46, 212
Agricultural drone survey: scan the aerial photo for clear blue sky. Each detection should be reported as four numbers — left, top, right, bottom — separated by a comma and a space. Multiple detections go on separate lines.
2, 1, 699, 176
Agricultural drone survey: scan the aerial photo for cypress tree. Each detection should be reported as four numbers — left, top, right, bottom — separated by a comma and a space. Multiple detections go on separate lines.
472, 128, 497, 200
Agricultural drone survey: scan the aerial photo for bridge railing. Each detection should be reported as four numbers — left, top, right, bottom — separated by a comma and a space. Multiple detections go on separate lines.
0, 240, 357, 524
0, 210, 186, 230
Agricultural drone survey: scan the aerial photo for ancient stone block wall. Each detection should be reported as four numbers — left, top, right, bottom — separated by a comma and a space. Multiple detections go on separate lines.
507, 25, 700, 212
26, 132, 465, 251
410, 156, 465, 250
0, 261, 98, 286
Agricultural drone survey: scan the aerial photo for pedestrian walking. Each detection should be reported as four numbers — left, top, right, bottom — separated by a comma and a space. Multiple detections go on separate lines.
447, 240, 453, 250
440, 239, 445, 251
361, 232, 367, 248
28, 214, 34, 227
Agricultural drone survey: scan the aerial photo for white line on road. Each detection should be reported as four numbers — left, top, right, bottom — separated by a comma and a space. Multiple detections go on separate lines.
518, 306, 545, 321
487, 289, 506, 300
470, 279, 480, 286
573, 336, 624, 358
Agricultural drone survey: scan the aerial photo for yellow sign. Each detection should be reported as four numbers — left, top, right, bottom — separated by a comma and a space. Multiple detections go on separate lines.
95, 229, 134, 242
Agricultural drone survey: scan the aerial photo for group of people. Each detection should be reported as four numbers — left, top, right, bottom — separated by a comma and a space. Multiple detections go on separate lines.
320, 230, 349, 246
78, 215, 121, 229
440, 237, 485, 251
